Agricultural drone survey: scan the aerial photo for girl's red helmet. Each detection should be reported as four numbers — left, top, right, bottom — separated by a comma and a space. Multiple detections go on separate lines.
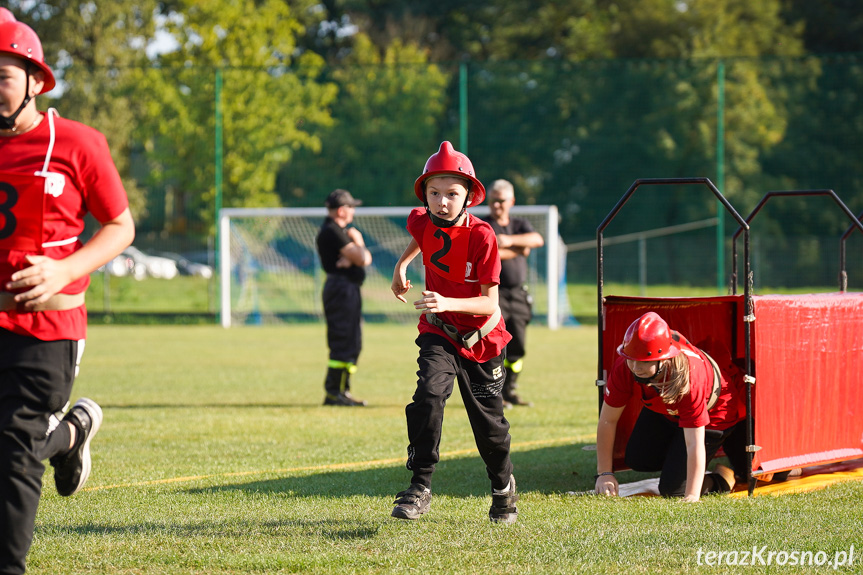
617, 312, 681, 361
414, 141, 485, 207
0, 16, 56, 94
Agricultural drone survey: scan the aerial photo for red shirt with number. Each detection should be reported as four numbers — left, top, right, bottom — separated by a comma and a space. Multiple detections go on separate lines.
406, 207, 511, 363
0, 111, 129, 341
603, 336, 745, 430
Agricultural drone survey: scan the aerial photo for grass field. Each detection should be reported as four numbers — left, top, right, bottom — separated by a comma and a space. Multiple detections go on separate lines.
30, 323, 862, 574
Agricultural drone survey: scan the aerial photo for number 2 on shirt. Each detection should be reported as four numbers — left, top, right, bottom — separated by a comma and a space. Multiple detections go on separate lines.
423, 224, 470, 283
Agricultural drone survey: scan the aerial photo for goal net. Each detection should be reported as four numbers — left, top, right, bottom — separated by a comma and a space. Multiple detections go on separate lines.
219, 205, 573, 328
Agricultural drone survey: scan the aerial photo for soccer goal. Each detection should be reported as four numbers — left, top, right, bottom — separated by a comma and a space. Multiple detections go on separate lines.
218, 205, 572, 328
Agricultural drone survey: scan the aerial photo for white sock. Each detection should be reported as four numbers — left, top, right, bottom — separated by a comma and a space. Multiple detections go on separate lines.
493, 480, 511, 494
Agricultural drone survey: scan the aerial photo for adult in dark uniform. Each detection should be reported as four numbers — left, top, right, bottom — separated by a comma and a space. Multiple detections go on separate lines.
316, 189, 371, 406
483, 179, 544, 407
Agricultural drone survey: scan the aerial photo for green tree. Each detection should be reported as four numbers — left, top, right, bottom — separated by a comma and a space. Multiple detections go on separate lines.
312, 0, 613, 62
276, 33, 448, 207
462, 1, 803, 228
762, 1, 863, 240
15, 0, 161, 222
137, 0, 337, 234
304, 0, 806, 241
781, 0, 863, 53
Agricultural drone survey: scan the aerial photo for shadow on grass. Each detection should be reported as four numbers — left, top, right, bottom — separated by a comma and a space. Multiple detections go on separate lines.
39, 445, 666, 540
184, 443, 600, 500
45, 517, 381, 540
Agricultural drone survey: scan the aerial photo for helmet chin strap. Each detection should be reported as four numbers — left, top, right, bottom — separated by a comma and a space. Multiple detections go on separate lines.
0, 71, 32, 131
425, 204, 466, 228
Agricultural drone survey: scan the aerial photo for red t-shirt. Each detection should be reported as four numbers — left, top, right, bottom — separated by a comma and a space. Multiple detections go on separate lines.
603, 337, 745, 430
0, 111, 129, 341
407, 207, 511, 363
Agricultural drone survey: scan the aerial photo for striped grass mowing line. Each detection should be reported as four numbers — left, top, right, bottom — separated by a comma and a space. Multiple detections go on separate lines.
82, 435, 596, 493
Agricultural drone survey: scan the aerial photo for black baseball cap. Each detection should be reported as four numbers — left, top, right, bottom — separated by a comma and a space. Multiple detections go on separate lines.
325, 189, 362, 208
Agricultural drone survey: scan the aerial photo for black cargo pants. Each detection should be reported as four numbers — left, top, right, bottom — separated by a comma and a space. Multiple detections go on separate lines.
403, 333, 513, 491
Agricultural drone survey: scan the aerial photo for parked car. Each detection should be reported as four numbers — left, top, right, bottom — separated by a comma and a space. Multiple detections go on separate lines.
122, 246, 179, 280
99, 254, 133, 278
153, 251, 214, 279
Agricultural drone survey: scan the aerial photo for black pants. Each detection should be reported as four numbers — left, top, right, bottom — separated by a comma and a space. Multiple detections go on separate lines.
498, 286, 531, 362
624, 407, 749, 497
0, 331, 78, 575
404, 333, 513, 491
323, 275, 362, 363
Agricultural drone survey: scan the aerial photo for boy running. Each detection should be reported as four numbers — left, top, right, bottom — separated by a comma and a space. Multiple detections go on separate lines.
390, 141, 518, 524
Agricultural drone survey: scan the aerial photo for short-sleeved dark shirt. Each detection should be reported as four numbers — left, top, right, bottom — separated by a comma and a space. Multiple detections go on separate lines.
316, 217, 365, 285
484, 217, 535, 289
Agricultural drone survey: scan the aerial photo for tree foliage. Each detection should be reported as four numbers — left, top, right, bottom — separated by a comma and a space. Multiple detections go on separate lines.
16, 0, 337, 235
136, 0, 337, 233
295, 0, 812, 242
276, 33, 448, 207
781, 0, 863, 53
14, 0, 863, 257
14, 0, 161, 221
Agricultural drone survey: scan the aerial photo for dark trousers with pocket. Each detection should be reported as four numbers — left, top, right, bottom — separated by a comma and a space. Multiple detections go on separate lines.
404, 333, 513, 491
0, 330, 78, 575
323, 275, 362, 364
624, 407, 749, 497
498, 286, 531, 363
499, 286, 532, 398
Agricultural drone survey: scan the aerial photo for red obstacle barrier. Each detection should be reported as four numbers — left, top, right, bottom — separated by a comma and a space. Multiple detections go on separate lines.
596, 179, 863, 495
601, 293, 863, 480
748, 292, 863, 472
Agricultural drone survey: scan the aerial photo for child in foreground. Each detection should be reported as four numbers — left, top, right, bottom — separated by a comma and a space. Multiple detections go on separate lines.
390, 141, 517, 524
0, 10, 135, 572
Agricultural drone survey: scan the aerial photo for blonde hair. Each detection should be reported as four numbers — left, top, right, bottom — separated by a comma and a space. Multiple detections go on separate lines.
491, 179, 514, 195
655, 353, 690, 404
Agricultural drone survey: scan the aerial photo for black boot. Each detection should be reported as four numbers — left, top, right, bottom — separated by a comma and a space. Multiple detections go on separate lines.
502, 367, 532, 407
323, 367, 348, 405
340, 369, 367, 406
323, 367, 366, 406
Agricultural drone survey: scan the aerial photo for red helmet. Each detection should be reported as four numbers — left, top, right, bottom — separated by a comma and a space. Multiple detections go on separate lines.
617, 312, 681, 361
0, 17, 56, 94
414, 141, 485, 207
